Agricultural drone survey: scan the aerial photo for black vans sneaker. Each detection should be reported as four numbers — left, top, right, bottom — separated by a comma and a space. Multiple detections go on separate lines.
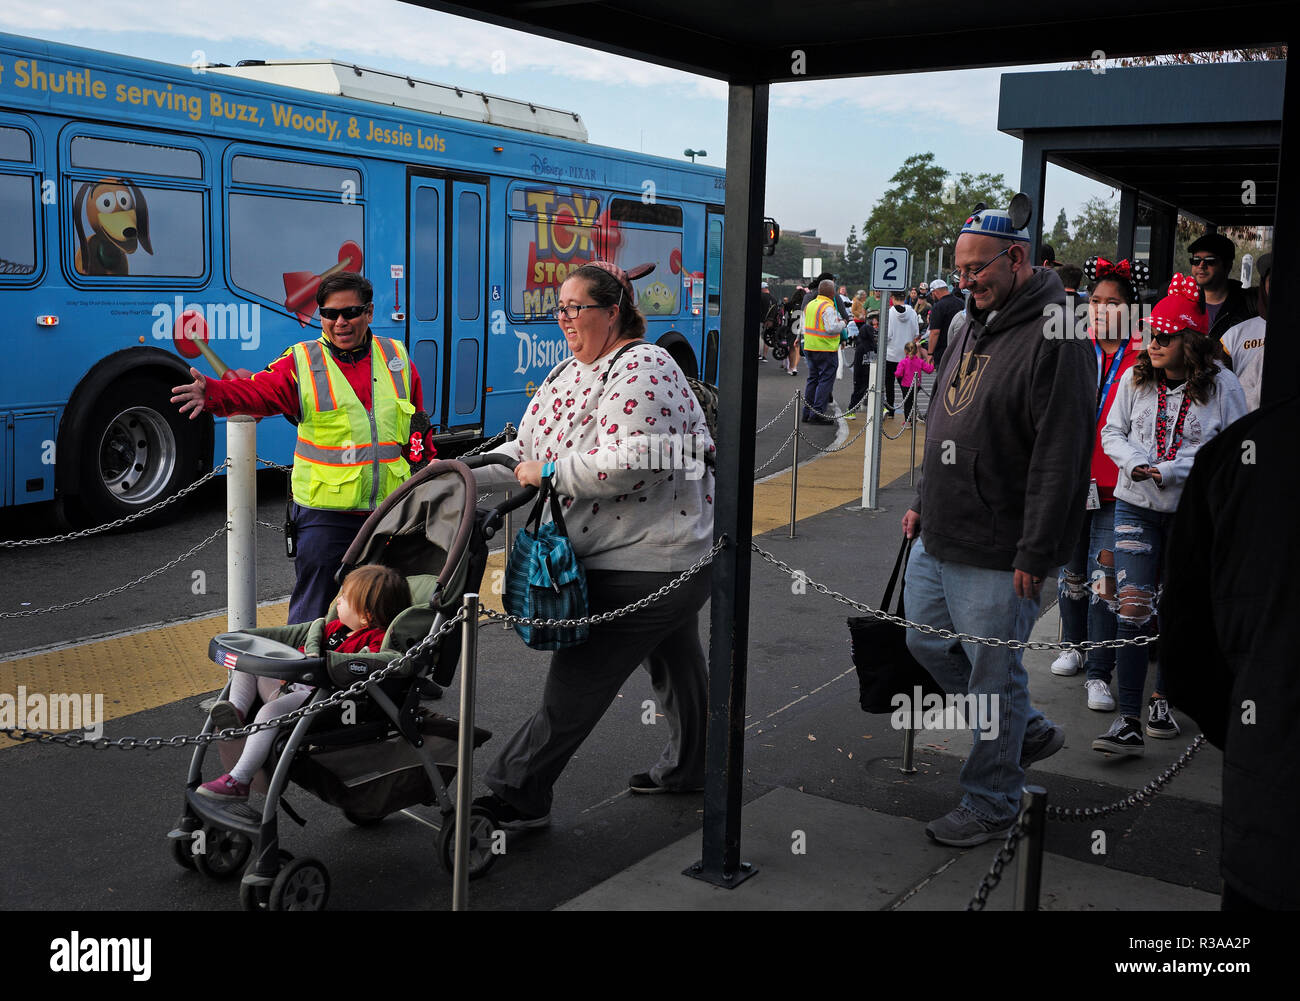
471, 793, 550, 830
1092, 716, 1145, 756
1145, 696, 1181, 739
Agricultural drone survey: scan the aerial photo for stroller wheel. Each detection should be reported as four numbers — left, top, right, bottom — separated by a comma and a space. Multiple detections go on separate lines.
239, 877, 270, 912
437, 805, 498, 880
269, 858, 330, 911
169, 833, 198, 872
343, 809, 386, 828
772, 343, 789, 361
193, 826, 252, 880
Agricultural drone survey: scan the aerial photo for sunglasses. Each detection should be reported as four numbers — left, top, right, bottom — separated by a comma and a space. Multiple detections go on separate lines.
1188, 256, 1220, 268
319, 304, 370, 321
1149, 330, 1184, 347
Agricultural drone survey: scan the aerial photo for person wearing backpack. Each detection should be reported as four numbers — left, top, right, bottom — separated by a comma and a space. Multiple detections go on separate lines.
473, 261, 716, 830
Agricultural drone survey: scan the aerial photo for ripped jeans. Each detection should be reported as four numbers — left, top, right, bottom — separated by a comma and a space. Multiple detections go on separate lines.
1111, 499, 1170, 718
1058, 502, 1118, 682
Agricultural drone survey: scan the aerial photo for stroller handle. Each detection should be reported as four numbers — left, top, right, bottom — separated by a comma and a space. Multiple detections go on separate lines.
462, 453, 539, 539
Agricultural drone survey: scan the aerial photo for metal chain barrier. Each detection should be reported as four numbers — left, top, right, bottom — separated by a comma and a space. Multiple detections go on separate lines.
257, 520, 285, 534
751, 541, 1157, 652
967, 815, 1029, 911
0, 608, 468, 747
0, 462, 231, 548
756, 394, 799, 434
796, 423, 870, 454
0, 524, 228, 619
1045, 735, 1207, 820
753, 432, 796, 476
481, 537, 724, 631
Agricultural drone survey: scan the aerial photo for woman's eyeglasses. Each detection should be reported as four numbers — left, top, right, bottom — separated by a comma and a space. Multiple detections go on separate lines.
550, 303, 604, 321
319, 305, 369, 321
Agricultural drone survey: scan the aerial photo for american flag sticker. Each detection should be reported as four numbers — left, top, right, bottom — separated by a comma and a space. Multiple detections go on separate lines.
223, 651, 239, 670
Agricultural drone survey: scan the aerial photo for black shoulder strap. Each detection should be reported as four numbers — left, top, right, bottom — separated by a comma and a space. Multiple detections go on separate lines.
601, 339, 645, 382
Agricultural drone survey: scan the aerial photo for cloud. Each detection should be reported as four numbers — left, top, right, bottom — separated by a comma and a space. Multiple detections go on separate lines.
1, 0, 727, 99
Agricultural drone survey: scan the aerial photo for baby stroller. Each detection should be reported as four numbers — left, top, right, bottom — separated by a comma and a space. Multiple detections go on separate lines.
167, 454, 533, 911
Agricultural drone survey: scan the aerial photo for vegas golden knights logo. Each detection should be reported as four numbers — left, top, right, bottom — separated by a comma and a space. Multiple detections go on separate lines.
945, 350, 991, 416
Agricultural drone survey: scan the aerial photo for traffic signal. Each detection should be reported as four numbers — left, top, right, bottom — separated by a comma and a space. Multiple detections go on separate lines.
762, 217, 780, 257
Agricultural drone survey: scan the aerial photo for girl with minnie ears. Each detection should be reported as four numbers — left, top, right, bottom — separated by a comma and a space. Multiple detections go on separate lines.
1051, 257, 1149, 716
1094, 274, 1247, 757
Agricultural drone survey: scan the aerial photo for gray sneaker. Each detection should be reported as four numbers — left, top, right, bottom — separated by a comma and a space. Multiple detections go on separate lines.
925, 805, 1014, 847
1020, 723, 1065, 769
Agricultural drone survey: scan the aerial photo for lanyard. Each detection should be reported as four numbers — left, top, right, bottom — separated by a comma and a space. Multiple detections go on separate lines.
1154, 378, 1193, 462
1094, 340, 1127, 424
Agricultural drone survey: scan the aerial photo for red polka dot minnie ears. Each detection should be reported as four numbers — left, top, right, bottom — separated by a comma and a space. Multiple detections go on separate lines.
1084, 256, 1150, 301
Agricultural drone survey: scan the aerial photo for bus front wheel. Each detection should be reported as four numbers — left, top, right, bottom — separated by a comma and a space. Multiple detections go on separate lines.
64, 378, 202, 527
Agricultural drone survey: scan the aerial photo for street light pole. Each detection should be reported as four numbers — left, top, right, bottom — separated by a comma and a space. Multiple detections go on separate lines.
684, 148, 708, 163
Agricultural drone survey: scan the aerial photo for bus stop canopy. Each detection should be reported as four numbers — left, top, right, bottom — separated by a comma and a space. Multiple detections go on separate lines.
407, 0, 1296, 892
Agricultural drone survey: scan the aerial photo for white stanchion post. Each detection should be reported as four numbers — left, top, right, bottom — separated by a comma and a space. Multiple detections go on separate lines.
226, 416, 257, 631
861, 361, 877, 507
862, 301, 890, 510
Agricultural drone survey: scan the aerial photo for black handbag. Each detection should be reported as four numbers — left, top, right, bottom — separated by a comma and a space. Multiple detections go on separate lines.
847, 537, 943, 714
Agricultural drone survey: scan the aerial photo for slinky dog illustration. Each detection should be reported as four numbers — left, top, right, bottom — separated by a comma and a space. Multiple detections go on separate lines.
73, 177, 152, 276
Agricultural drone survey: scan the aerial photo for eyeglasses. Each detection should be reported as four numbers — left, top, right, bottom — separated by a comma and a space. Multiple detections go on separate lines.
319, 304, 369, 320
550, 303, 605, 321
1188, 256, 1220, 268
954, 245, 1015, 283
1150, 330, 1184, 347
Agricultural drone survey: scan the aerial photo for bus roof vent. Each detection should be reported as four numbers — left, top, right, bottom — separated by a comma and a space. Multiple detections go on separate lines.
210, 60, 589, 142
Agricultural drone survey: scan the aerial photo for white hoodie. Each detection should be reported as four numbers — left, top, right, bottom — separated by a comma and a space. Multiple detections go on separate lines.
1102, 365, 1247, 512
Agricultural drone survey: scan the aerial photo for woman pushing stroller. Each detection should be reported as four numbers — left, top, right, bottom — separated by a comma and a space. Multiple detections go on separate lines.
198, 565, 410, 800
473, 260, 716, 830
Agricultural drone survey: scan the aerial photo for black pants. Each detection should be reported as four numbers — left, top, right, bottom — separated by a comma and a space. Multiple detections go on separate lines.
902, 381, 919, 421
883, 360, 899, 409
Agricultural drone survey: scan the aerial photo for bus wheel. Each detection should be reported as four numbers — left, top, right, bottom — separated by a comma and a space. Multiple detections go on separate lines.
64, 378, 201, 527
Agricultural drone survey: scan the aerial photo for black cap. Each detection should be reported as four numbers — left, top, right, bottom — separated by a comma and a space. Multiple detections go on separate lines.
1040, 243, 1061, 266
1256, 253, 1272, 282
1187, 232, 1235, 262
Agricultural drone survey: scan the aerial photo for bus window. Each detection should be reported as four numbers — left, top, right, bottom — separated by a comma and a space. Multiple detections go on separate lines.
411, 185, 439, 321
609, 199, 683, 228
0, 125, 33, 163
456, 190, 481, 321
0, 174, 37, 276
69, 180, 204, 278
70, 136, 202, 179
229, 194, 363, 307
231, 155, 361, 195
706, 216, 723, 316
508, 184, 603, 321
619, 228, 682, 316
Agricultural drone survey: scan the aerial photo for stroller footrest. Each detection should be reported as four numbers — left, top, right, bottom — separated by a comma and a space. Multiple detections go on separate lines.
416, 708, 491, 747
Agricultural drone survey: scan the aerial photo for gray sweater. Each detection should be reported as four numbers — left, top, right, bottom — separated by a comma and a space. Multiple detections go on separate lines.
911, 267, 1094, 577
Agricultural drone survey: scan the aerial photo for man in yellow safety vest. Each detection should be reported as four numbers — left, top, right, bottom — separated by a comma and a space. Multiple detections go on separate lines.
801, 278, 846, 424
172, 272, 425, 622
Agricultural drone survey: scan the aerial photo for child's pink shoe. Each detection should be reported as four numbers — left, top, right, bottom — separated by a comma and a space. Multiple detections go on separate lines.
197, 774, 250, 800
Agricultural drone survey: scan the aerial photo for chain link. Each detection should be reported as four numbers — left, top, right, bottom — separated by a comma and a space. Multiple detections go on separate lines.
756, 394, 799, 433
796, 423, 870, 454
751, 541, 1157, 652
256, 456, 293, 474
753, 432, 796, 476
481, 538, 724, 630
0, 524, 228, 619
1045, 735, 1207, 820
967, 814, 1028, 911
257, 520, 285, 534
1, 609, 468, 747
0, 462, 231, 548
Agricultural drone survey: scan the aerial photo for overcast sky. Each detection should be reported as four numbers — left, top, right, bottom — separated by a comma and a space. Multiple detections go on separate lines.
2, 0, 1113, 250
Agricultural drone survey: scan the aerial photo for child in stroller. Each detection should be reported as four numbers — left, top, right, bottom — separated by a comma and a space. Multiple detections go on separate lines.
197, 564, 411, 800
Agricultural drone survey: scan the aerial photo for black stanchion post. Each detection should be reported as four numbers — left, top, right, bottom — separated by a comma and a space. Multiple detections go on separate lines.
1015, 785, 1047, 911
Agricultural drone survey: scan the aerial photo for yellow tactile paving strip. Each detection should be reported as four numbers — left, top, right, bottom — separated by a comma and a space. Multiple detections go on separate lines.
1, 421, 921, 744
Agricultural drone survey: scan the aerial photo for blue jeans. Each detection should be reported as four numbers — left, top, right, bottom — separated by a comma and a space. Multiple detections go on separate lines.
1057, 502, 1118, 682
802, 349, 838, 419
1112, 499, 1170, 718
904, 536, 1053, 824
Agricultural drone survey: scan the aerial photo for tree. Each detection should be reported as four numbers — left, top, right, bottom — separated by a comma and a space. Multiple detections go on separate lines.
842, 225, 866, 287
1058, 196, 1120, 266
861, 153, 1013, 286
767, 232, 808, 282
1069, 47, 1285, 69
1045, 208, 1070, 252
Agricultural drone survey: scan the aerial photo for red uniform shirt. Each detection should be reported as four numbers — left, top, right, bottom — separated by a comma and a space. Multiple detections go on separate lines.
204, 333, 423, 419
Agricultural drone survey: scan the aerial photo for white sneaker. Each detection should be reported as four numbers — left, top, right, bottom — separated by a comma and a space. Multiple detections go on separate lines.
1051, 649, 1083, 676
1085, 678, 1116, 711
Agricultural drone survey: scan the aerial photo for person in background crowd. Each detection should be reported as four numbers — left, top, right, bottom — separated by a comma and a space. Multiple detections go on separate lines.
925, 278, 962, 370
1094, 274, 1246, 756
848, 307, 879, 419
1059, 263, 1087, 305
1160, 394, 1300, 910
758, 280, 776, 363
1187, 232, 1257, 340
895, 340, 933, 429
881, 291, 917, 418
783, 285, 804, 376
1039, 243, 1062, 270
1051, 257, 1149, 716
801, 279, 846, 424
915, 281, 932, 330
1219, 253, 1270, 411
903, 199, 1093, 847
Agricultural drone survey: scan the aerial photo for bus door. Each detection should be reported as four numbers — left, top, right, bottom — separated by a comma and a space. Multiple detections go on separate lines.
702, 209, 724, 384
406, 173, 488, 433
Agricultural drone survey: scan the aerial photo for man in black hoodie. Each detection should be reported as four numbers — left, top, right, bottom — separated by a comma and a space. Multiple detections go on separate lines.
901, 203, 1094, 847
1187, 232, 1257, 340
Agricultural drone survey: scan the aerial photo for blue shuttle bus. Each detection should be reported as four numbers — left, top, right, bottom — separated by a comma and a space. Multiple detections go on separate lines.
0, 33, 728, 524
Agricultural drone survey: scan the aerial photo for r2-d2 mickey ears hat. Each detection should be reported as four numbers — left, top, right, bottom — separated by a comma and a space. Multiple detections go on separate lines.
960, 193, 1033, 243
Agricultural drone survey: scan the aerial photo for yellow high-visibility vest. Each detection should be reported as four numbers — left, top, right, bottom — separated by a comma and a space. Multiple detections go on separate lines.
290, 335, 416, 511
802, 295, 841, 351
